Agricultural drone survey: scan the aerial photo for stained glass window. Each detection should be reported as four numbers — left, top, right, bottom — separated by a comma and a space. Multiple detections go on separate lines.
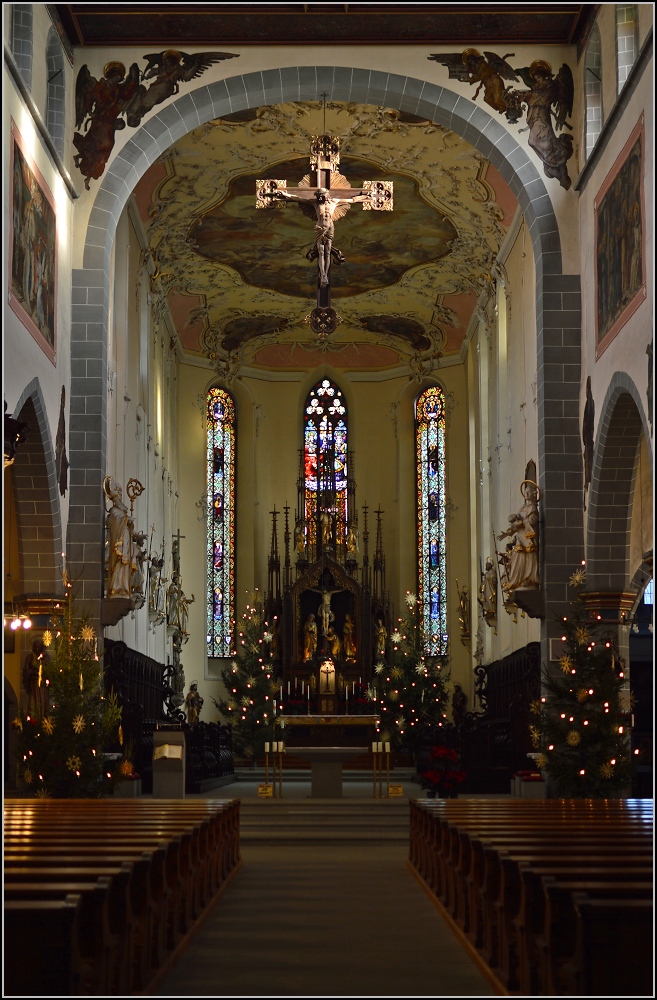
416, 386, 448, 655
303, 379, 348, 553
207, 387, 235, 657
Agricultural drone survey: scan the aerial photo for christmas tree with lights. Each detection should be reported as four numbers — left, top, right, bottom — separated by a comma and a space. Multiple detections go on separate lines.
14, 577, 123, 798
530, 569, 635, 797
212, 597, 278, 759
373, 591, 451, 754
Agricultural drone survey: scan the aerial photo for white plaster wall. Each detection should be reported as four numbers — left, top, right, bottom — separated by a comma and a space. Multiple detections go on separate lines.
3, 59, 73, 537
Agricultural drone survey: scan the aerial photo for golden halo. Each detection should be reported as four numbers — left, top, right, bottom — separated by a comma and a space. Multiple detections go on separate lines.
529, 60, 552, 78
103, 61, 126, 78
520, 479, 541, 501
462, 48, 482, 63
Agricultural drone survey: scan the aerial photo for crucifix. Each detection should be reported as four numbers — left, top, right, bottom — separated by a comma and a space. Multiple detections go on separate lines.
256, 122, 393, 336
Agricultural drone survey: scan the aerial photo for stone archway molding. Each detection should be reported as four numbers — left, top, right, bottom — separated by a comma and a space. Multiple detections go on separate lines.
586, 371, 653, 594
70, 66, 581, 647
11, 377, 64, 596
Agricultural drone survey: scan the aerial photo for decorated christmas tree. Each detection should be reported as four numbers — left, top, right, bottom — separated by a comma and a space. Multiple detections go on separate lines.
530, 568, 635, 797
14, 577, 124, 798
212, 596, 278, 759
373, 591, 451, 754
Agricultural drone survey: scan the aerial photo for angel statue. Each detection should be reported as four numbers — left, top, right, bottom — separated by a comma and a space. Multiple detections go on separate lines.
428, 49, 519, 114
74, 61, 140, 189
123, 49, 238, 128
503, 61, 574, 190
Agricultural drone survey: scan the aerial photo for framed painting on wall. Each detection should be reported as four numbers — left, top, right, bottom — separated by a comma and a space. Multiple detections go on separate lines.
9, 120, 57, 364
594, 114, 645, 358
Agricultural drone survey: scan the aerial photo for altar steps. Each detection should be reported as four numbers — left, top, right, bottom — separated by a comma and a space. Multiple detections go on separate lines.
240, 798, 410, 843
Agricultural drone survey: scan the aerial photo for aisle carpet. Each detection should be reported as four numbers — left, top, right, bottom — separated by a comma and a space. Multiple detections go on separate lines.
153, 799, 498, 997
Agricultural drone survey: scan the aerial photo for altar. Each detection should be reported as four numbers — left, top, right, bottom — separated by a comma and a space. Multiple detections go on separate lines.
276, 715, 380, 798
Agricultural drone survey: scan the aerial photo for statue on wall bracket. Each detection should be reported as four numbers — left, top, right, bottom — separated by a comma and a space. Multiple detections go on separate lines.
428, 49, 574, 189
496, 460, 544, 619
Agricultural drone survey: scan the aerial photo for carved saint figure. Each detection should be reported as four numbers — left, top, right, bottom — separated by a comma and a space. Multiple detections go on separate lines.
325, 627, 342, 660
303, 614, 318, 661
582, 376, 595, 510
294, 521, 306, 554
185, 682, 203, 726
166, 571, 182, 628
23, 639, 50, 721
320, 508, 332, 547
55, 386, 69, 497
375, 618, 387, 658
131, 531, 148, 606
451, 683, 468, 728
456, 582, 471, 637
478, 557, 498, 621
343, 614, 357, 660
346, 525, 358, 555
104, 477, 136, 598
178, 591, 195, 638
498, 480, 540, 592
148, 551, 165, 615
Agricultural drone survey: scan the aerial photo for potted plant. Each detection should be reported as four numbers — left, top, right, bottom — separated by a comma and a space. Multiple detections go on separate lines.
420, 744, 467, 798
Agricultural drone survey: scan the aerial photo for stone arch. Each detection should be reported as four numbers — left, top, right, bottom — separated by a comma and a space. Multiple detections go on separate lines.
45, 26, 66, 158
586, 372, 652, 592
10, 4, 33, 91
11, 378, 63, 597
70, 67, 581, 642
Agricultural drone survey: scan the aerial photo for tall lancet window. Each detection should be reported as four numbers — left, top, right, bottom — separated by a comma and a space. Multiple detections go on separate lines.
303, 379, 348, 552
206, 387, 235, 657
416, 386, 448, 655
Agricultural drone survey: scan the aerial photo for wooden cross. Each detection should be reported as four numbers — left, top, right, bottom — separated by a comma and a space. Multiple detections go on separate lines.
256, 133, 393, 334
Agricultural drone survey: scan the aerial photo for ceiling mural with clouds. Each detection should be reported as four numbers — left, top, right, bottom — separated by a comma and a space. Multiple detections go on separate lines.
134, 101, 518, 376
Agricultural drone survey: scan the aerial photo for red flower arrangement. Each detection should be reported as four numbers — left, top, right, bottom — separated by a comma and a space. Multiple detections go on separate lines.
420, 745, 467, 797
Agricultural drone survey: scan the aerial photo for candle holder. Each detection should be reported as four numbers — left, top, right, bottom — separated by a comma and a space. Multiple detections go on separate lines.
371, 742, 391, 797
264, 740, 285, 797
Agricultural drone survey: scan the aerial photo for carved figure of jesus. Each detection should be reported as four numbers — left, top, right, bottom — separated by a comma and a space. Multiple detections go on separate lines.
275, 187, 371, 287
319, 659, 336, 694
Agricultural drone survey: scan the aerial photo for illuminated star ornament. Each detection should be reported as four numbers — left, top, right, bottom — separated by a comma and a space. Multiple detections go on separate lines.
72, 714, 86, 733
42, 717, 55, 735
575, 627, 590, 646
569, 568, 587, 587
599, 762, 614, 779
566, 730, 581, 746
559, 654, 573, 673
42, 629, 53, 647
405, 592, 417, 607
67, 755, 82, 771
23, 767, 33, 785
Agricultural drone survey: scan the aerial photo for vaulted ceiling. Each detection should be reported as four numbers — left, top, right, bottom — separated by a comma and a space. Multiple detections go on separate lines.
133, 100, 518, 373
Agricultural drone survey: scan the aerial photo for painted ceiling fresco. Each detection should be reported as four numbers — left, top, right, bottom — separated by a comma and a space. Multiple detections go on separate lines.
134, 101, 518, 375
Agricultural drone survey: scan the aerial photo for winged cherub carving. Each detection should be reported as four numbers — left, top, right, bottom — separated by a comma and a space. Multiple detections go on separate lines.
123, 49, 238, 128
73, 49, 238, 187
428, 49, 518, 114
74, 61, 141, 189
428, 49, 575, 189
503, 61, 574, 189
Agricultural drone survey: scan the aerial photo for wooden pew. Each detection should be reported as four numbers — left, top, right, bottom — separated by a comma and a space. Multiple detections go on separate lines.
4, 897, 84, 997
539, 876, 654, 996
4, 798, 242, 995
571, 895, 654, 997
407, 799, 653, 996
4, 880, 115, 995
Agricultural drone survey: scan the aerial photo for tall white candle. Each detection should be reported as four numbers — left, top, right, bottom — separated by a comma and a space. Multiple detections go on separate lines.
385, 742, 390, 754
302, 681, 304, 695
372, 742, 377, 753
272, 741, 278, 752
265, 742, 270, 753
287, 681, 290, 695
377, 742, 383, 753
